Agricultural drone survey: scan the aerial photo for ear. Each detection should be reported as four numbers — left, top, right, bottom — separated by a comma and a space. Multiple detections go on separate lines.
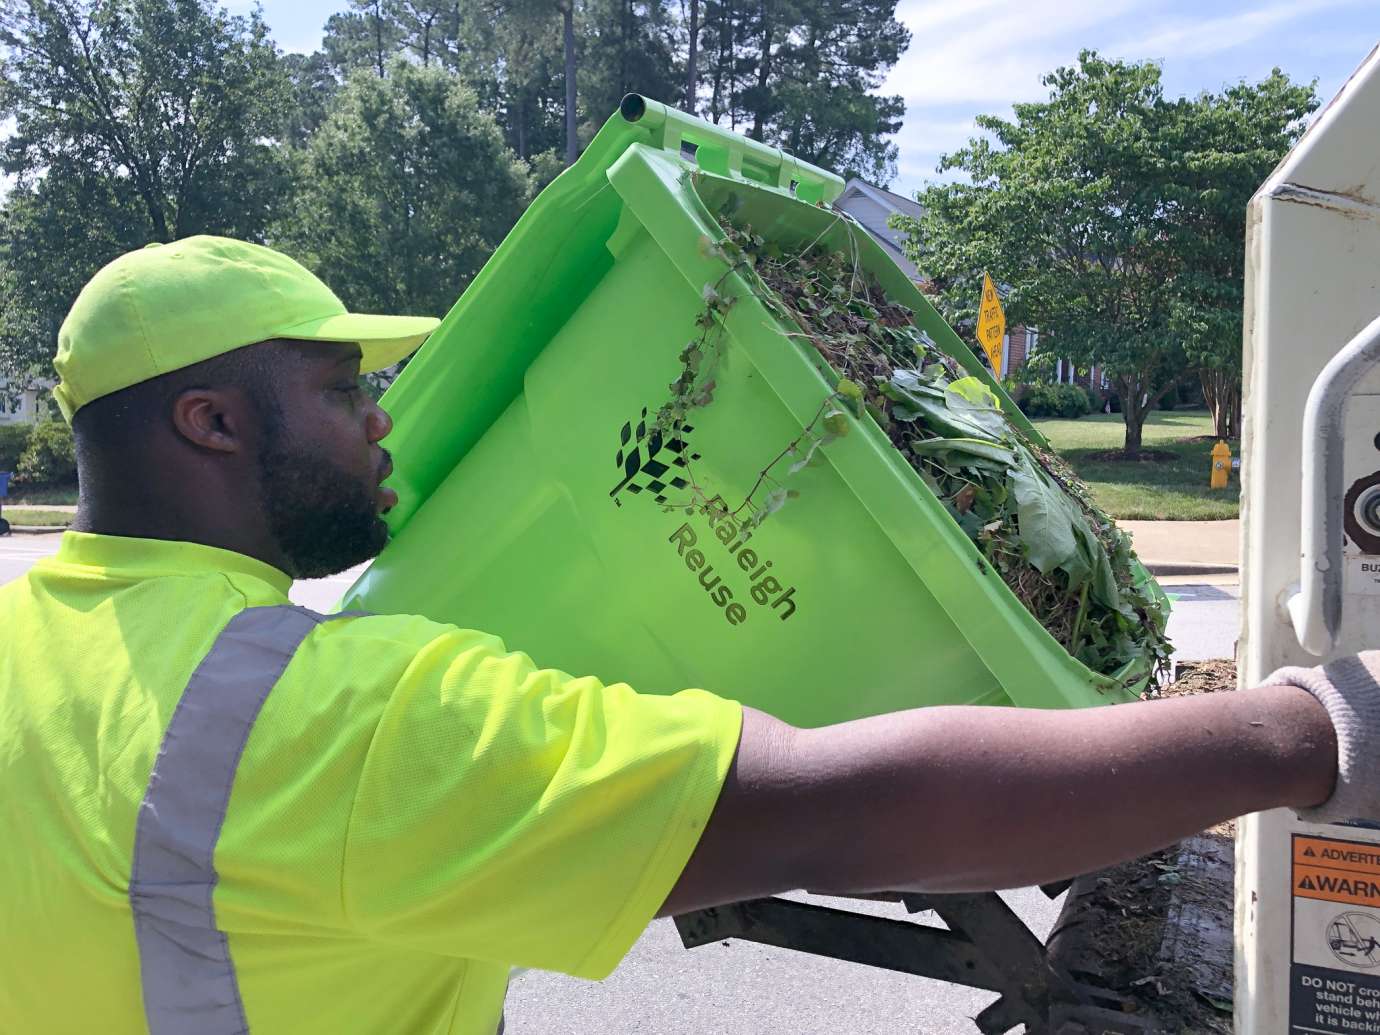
170, 388, 250, 454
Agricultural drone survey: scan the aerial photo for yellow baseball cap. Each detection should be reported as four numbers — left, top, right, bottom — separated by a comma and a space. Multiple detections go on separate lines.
53, 236, 441, 419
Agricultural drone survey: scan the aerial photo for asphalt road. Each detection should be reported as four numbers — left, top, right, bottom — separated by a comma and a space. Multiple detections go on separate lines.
0, 532, 1239, 1035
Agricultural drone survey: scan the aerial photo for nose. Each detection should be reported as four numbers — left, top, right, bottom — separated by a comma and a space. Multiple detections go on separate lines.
366, 399, 393, 444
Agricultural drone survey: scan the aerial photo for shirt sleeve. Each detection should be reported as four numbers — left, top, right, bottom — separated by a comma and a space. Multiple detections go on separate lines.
338, 619, 743, 978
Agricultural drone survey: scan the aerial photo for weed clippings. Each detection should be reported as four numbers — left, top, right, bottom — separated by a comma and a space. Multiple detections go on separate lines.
665, 215, 1172, 685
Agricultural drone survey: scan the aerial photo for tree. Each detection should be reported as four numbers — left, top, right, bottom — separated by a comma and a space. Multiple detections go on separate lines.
274, 62, 533, 324
898, 54, 1314, 452
900, 53, 1259, 456
559, 0, 576, 163
0, 0, 293, 379
318, 0, 567, 163
1163, 72, 1316, 439
685, 0, 699, 113
282, 50, 340, 147
580, 0, 681, 134
697, 0, 907, 183
390, 0, 463, 66
323, 0, 401, 78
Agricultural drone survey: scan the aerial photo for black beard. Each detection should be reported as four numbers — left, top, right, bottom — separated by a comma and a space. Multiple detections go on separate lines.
257, 441, 389, 580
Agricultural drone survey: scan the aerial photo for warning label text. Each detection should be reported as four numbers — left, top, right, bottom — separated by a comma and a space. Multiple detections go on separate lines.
1298, 837, 1380, 908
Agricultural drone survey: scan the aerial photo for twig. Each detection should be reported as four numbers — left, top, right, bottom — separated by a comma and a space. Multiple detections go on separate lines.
731, 395, 836, 520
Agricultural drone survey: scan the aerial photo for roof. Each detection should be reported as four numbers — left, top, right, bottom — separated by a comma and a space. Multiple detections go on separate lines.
834, 178, 925, 280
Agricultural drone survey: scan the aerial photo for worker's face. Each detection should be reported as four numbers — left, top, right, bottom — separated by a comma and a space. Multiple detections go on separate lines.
255, 342, 395, 580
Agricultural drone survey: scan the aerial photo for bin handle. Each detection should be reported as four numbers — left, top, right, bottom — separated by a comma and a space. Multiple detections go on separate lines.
618, 94, 844, 206
1287, 311, 1380, 655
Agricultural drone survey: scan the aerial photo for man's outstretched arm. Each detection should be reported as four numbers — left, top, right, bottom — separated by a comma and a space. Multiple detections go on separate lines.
661, 682, 1336, 916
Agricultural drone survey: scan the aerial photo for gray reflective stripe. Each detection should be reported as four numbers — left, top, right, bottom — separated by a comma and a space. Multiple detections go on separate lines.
130, 604, 365, 1035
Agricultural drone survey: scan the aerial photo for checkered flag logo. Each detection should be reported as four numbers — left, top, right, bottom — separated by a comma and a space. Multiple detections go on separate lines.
609, 407, 700, 507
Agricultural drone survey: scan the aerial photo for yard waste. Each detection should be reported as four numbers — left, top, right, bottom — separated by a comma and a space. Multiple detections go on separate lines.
672, 219, 1170, 680
342, 95, 1170, 726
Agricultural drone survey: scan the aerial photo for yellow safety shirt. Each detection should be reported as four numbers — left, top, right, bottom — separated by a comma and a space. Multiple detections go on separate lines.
0, 532, 742, 1033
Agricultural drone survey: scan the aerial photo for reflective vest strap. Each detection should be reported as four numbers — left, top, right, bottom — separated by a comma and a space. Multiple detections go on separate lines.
129, 605, 363, 1035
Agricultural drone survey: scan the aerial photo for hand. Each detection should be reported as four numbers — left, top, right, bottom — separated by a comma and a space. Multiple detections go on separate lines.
1267, 652, 1380, 824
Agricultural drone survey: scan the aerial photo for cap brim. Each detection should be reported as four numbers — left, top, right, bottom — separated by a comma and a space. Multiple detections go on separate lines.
277, 312, 441, 373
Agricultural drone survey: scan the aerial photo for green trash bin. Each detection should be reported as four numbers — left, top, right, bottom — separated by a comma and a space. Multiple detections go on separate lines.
342, 95, 1164, 726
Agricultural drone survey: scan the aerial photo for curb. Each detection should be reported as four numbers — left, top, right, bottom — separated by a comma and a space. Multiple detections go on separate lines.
5, 525, 68, 535
1144, 561, 1238, 576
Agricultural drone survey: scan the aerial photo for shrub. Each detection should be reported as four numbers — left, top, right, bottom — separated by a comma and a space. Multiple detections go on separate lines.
0, 424, 28, 474
1177, 379, 1205, 410
15, 421, 76, 487
1157, 383, 1180, 411
1015, 383, 1091, 419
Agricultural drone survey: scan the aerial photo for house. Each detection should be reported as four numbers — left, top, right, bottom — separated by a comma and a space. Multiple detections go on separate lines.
834, 178, 925, 281
836, 178, 1108, 395
0, 379, 47, 425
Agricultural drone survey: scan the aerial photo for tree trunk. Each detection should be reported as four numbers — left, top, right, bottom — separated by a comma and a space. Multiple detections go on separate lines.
561, 0, 577, 164
514, 98, 528, 159
749, 0, 772, 141
685, 0, 699, 114
373, 4, 387, 77
710, 0, 730, 122
1199, 367, 1241, 440
727, 0, 737, 129
1119, 380, 1145, 460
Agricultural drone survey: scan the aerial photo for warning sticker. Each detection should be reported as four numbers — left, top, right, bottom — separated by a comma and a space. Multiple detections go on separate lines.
1347, 557, 1380, 596
1296, 837, 1380, 908
1293, 834, 1380, 1033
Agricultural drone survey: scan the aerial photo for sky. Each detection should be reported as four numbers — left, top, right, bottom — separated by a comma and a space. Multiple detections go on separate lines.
236, 0, 1380, 196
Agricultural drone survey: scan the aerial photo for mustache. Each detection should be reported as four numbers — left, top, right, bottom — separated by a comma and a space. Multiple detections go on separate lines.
378, 449, 393, 483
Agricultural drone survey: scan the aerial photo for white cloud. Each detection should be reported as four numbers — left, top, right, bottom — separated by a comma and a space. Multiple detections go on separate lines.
884, 0, 1144, 106
882, 0, 1378, 194
1107, 0, 1358, 61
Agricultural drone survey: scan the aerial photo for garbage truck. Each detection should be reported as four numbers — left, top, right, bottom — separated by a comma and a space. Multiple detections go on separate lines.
1236, 42, 1380, 1035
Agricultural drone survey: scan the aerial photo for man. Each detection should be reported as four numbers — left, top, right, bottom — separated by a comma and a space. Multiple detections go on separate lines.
0, 235, 1375, 1035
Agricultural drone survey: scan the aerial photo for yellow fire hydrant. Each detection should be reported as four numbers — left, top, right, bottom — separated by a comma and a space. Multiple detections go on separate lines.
1210, 440, 1232, 489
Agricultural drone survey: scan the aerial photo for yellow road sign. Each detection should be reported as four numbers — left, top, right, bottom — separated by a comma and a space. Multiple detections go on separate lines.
976, 273, 1006, 378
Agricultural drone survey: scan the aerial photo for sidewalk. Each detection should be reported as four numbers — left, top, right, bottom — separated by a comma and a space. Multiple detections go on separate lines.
0, 503, 77, 534
1122, 519, 1239, 576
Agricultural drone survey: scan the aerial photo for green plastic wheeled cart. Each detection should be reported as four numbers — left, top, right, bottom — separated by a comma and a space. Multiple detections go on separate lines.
343, 95, 1164, 725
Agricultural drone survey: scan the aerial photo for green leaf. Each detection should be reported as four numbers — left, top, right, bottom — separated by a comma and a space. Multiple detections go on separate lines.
763, 487, 790, 515
909, 436, 1015, 468
944, 377, 1007, 438
836, 377, 866, 417
822, 407, 851, 438
1011, 458, 1080, 575
788, 435, 830, 473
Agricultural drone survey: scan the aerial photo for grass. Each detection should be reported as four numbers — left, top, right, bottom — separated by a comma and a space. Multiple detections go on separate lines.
2, 485, 77, 506
2, 507, 72, 527
1032, 409, 1239, 521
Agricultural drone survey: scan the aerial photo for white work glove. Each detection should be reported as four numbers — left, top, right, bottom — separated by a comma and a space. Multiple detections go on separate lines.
1266, 652, 1380, 825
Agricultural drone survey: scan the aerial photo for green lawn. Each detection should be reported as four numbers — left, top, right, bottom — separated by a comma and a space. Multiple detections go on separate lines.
2, 507, 72, 527
2, 486, 77, 506
1032, 410, 1239, 520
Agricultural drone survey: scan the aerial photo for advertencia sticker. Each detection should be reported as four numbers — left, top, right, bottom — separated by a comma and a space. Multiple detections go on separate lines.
1292, 834, 1380, 1033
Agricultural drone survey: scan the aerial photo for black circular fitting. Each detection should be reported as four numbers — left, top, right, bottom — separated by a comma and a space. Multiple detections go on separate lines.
620, 94, 647, 123
1344, 471, 1380, 554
